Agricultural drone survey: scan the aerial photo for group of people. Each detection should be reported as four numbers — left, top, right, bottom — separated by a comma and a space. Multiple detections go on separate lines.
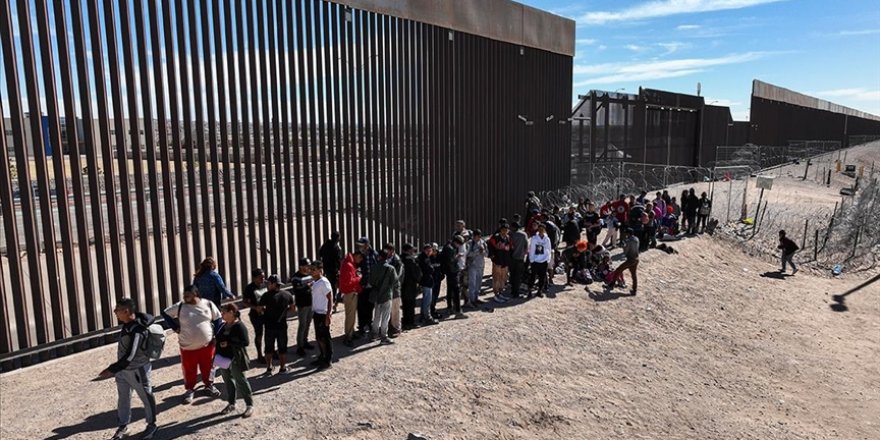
98, 188, 723, 440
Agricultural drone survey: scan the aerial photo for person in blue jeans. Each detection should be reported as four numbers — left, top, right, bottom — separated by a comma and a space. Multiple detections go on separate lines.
417, 243, 438, 325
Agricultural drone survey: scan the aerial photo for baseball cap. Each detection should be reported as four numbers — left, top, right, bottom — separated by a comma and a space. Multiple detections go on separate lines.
299, 257, 312, 267
267, 274, 281, 284
357, 237, 370, 245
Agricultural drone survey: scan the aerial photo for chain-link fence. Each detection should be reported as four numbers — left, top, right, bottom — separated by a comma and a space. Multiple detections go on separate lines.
713, 141, 841, 172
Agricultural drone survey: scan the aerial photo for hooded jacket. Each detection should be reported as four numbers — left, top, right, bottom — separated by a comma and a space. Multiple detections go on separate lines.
368, 261, 398, 304
339, 254, 363, 294
107, 312, 154, 373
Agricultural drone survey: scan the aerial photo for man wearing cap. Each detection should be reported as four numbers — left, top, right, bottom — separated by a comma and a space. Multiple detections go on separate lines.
356, 237, 379, 337
241, 268, 266, 362
465, 229, 488, 308
606, 227, 640, 295
255, 275, 295, 374
290, 259, 314, 357
319, 232, 344, 313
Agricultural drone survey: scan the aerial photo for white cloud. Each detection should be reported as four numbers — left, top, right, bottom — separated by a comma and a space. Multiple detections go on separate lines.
836, 29, 880, 36
577, 38, 598, 45
658, 41, 689, 55
677, 24, 702, 30
597, 45, 608, 51
581, 0, 785, 25
573, 51, 770, 86
813, 88, 880, 102
625, 44, 648, 52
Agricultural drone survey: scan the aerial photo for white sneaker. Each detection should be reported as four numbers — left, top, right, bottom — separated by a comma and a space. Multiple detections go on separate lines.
183, 390, 194, 404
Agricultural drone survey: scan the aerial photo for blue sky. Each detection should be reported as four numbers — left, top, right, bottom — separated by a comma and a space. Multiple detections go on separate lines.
523, 0, 880, 120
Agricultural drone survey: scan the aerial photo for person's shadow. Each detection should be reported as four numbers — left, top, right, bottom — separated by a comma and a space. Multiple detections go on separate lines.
759, 271, 791, 280
587, 285, 635, 301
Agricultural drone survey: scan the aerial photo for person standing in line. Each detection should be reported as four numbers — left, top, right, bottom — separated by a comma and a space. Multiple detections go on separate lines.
400, 243, 422, 330
161, 286, 224, 404
582, 202, 602, 247
685, 188, 700, 235
369, 250, 399, 344
508, 222, 529, 299
309, 261, 334, 369
453, 219, 473, 240
417, 243, 439, 325
339, 251, 364, 346
98, 298, 159, 440
254, 275, 295, 374
465, 229, 488, 308
679, 190, 691, 233
528, 223, 552, 297
430, 242, 445, 318
439, 236, 467, 319
382, 243, 404, 338
356, 237, 379, 337
241, 268, 266, 362
319, 231, 344, 313
216, 304, 254, 418
192, 257, 235, 309
778, 230, 800, 275
290, 259, 314, 357
606, 227, 640, 296
488, 224, 512, 303
697, 192, 712, 233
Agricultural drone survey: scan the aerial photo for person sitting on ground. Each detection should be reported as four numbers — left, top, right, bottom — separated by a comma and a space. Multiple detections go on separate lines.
778, 230, 800, 275
99, 298, 159, 440
216, 304, 254, 418
162, 286, 224, 403
562, 240, 591, 285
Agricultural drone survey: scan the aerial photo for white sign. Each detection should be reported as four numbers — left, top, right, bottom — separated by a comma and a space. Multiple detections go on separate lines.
756, 176, 774, 190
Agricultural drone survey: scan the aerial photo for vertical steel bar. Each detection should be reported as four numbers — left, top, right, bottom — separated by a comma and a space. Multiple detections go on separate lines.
316, 0, 331, 246
328, 2, 343, 246
164, 0, 193, 295
189, 0, 213, 261
277, 0, 296, 268
104, 0, 142, 308
304, 0, 320, 254
284, 0, 305, 266
200, 0, 227, 284
257, 0, 277, 273
134, 0, 167, 311
67, 0, 115, 330
15, 0, 66, 340
267, 0, 287, 274
0, 82, 29, 349
34, 0, 82, 336
226, 0, 250, 281
248, 0, 268, 270
213, 0, 238, 291
150, 0, 181, 307
0, 0, 47, 343
118, 0, 157, 312
234, 0, 258, 276
175, 0, 201, 274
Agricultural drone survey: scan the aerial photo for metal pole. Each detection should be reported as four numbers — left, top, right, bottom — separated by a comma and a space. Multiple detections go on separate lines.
727, 178, 732, 223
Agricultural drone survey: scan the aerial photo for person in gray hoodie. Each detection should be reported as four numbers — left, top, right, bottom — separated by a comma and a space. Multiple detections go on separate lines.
369, 250, 399, 344
465, 229, 488, 307
98, 298, 159, 440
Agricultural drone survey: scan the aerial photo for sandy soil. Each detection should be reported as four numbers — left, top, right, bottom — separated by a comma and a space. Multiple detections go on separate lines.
1, 231, 878, 439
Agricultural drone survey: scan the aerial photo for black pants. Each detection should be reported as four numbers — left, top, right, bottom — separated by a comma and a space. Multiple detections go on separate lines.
431, 276, 444, 316
446, 273, 461, 314
249, 313, 264, 358
312, 313, 333, 364
264, 323, 288, 355
686, 214, 697, 234
530, 261, 548, 292
357, 287, 374, 332
509, 260, 526, 297
401, 288, 417, 327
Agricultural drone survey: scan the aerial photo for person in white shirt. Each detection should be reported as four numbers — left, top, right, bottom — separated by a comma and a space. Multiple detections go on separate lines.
528, 224, 552, 297
309, 261, 334, 369
161, 286, 223, 403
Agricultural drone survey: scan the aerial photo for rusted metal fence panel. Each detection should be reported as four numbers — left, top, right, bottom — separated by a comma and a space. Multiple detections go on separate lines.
0, 0, 572, 362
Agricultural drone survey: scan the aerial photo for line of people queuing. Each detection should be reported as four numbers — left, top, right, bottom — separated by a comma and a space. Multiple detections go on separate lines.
96, 189, 714, 440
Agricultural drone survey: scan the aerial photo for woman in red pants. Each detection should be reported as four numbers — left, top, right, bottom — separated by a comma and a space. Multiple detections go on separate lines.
162, 285, 224, 404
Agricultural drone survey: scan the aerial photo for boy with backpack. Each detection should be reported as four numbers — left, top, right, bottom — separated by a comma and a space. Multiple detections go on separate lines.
98, 298, 161, 440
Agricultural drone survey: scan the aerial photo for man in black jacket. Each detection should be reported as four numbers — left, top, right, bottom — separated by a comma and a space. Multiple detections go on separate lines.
400, 243, 422, 330
439, 236, 467, 319
319, 231, 344, 312
98, 298, 159, 440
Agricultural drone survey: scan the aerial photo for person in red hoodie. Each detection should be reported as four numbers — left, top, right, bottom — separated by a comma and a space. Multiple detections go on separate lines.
339, 251, 364, 346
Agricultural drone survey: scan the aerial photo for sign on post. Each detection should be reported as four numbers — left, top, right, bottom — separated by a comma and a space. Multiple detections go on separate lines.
756, 176, 774, 190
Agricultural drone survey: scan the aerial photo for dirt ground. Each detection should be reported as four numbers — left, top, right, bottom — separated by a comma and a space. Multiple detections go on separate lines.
1, 231, 878, 439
